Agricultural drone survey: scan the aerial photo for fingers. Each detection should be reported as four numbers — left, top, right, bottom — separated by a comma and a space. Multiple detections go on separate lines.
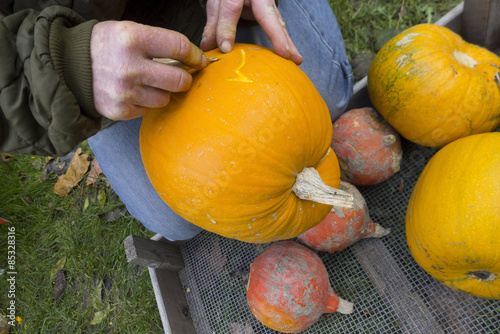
214, 0, 244, 53
202, 0, 244, 53
201, 0, 303, 65
201, 0, 221, 51
141, 60, 193, 92
251, 0, 302, 64
137, 23, 208, 68
91, 21, 208, 121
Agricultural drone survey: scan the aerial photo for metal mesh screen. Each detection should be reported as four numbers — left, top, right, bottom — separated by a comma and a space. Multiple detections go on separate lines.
178, 139, 499, 334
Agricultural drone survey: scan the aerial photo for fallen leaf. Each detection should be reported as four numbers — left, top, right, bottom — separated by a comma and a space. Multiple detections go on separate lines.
229, 322, 255, 334
86, 158, 103, 186
49, 257, 67, 282
53, 270, 67, 305
41, 149, 76, 181
53, 148, 90, 196
90, 304, 111, 325
83, 196, 90, 211
0, 315, 10, 334
97, 188, 106, 206
91, 280, 104, 310
99, 207, 128, 222
194, 239, 227, 289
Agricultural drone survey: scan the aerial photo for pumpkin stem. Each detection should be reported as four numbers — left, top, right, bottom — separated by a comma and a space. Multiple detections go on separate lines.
369, 223, 391, 238
292, 167, 354, 208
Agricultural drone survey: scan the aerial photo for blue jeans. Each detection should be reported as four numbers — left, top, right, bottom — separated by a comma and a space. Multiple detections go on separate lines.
88, 0, 353, 241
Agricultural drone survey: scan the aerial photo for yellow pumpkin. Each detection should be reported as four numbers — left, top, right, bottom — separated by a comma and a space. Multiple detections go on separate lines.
140, 44, 352, 243
368, 24, 500, 147
406, 132, 500, 299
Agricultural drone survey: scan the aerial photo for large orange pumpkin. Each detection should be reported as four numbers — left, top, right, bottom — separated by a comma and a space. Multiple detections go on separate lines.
406, 132, 500, 299
368, 24, 500, 147
140, 44, 352, 243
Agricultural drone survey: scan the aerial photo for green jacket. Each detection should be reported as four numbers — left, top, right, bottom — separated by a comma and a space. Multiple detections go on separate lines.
0, 0, 206, 156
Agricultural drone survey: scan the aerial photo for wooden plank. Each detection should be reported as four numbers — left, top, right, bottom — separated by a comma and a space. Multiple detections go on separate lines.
149, 267, 197, 334
434, 1, 463, 33
123, 235, 184, 271
352, 239, 446, 334
462, 0, 500, 49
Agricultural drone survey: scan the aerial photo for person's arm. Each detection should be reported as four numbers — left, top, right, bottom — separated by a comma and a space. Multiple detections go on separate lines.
1, 5, 208, 157
0, 6, 102, 156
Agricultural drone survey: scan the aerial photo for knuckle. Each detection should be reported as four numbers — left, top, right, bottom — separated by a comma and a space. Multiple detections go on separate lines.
173, 35, 193, 59
172, 72, 192, 92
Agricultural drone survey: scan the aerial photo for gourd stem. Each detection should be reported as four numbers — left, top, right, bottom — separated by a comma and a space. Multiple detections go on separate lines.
370, 223, 392, 238
336, 297, 354, 314
292, 167, 354, 208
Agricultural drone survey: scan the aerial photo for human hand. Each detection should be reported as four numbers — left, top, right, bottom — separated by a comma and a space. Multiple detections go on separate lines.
200, 0, 303, 65
90, 21, 207, 121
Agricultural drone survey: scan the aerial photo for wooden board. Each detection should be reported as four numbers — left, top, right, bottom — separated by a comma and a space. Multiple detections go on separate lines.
124, 234, 197, 333
462, 0, 500, 50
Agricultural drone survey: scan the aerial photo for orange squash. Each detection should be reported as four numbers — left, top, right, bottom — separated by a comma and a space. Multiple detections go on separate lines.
140, 44, 352, 243
246, 241, 353, 332
368, 24, 500, 147
298, 181, 390, 253
331, 108, 402, 186
406, 132, 500, 299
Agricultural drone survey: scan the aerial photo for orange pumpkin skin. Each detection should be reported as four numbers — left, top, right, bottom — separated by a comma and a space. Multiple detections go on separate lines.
140, 44, 339, 243
246, 241, 348, 332
298, 181, 390, 253
406, 132, 500, 299
331, 108, 402, 186
368, 24, 500, 147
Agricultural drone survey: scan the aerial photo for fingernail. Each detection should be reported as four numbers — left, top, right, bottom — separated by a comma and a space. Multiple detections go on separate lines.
220, 41, 232, 53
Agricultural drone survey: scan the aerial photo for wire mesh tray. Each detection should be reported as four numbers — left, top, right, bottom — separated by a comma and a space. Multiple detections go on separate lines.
137, 3, 500, 333
178, 138, 499, 334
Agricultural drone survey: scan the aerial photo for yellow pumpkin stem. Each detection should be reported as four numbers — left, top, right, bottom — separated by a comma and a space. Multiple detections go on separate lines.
292, 167, 354, 208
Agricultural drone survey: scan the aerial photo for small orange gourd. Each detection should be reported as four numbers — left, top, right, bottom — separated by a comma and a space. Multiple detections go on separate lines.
406, 132, 500, 299
246, 241, 353, 332
298, 181, 391, 253
140, 44, 352, 243
368, 24, 500, 147
331, 108, 402, 186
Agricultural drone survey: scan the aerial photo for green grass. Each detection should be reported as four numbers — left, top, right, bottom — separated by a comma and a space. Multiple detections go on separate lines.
0, 1, 463, 333
329, 0, 462, 60
0, 145, 161, 333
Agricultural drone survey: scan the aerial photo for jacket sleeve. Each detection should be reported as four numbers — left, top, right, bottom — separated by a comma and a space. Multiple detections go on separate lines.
0, 5, 111, 157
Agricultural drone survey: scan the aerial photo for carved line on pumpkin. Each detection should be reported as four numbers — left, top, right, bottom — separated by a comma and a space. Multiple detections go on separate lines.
226, 49, 252, 83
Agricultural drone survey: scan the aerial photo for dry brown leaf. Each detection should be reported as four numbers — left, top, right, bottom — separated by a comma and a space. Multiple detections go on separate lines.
0, 316, 10, 334
86, 158, 103, 186
194, 239, 227, 289
53, 270, 67, 306
53, 148, 90, 196
229, 322, 255, 334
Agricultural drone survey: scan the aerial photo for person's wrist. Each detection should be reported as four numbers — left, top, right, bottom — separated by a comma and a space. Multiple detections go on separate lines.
50, 18, 100, 118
